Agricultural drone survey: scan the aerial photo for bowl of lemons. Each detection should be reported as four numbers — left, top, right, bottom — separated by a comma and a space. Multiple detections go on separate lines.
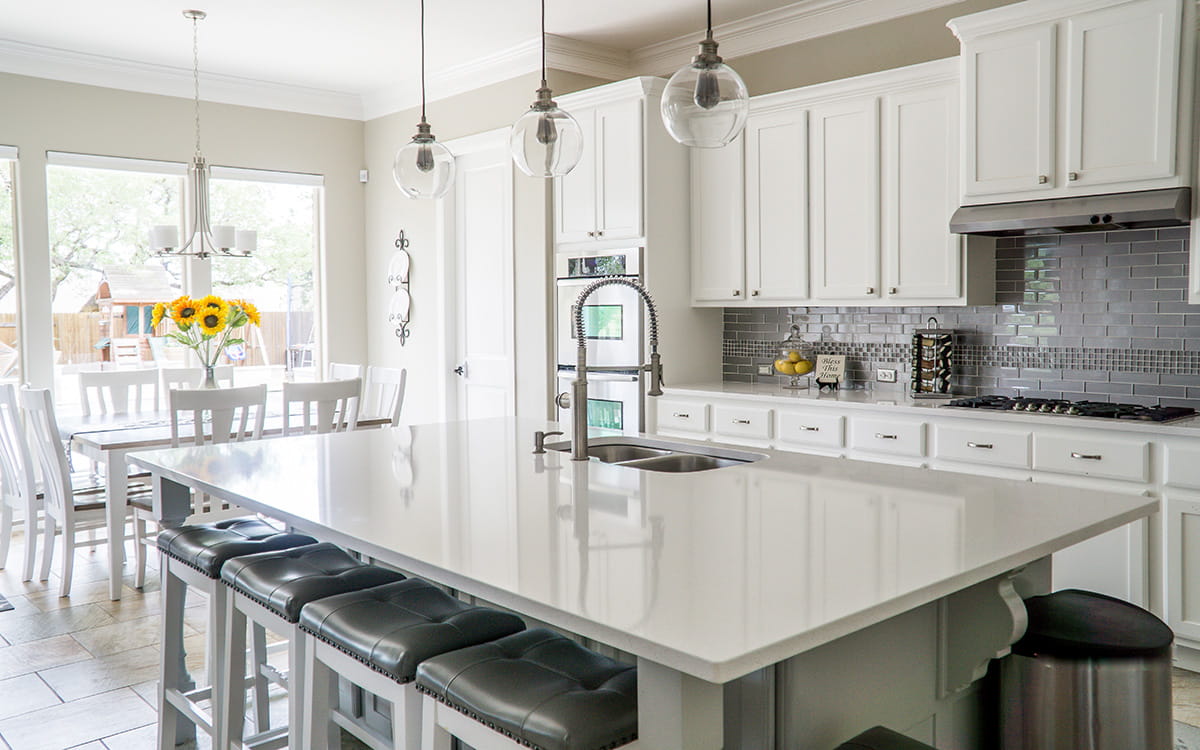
774, 326, 815, 389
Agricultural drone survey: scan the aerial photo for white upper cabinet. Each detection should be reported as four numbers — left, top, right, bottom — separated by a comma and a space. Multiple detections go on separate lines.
960, 25, 1056, 198
810, 97, 881, 301
1064, 0, 1181, 188
950, 0, 1191, 204
691, 135, 747, 303
746, 110, 810, 302
555, 98, 644, 244
882, 82, 963, 300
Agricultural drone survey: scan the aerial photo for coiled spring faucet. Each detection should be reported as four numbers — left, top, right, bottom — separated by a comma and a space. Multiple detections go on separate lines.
569, 277, 663, 461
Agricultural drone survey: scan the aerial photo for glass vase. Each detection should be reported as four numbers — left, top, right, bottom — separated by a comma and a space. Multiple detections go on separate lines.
202, 364, 218, 389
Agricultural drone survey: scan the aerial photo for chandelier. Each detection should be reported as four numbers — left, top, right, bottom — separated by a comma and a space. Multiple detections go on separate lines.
151, 10, 255, 259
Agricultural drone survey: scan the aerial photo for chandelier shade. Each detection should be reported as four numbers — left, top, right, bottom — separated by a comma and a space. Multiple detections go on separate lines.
151, 10, 255, 259
393, 0, 454, 199
660, 0, 750, 148
509, 0, 583, 177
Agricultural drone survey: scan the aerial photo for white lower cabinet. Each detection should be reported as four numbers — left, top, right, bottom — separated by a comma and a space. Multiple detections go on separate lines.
713, 404, 773, 442
1167, 492, 1200, 642
848, 417, 926, 459
655, 399, 709, 434
1033, 433, 1150, 483
934, 423, 1030, 469
777, 410, 845, 452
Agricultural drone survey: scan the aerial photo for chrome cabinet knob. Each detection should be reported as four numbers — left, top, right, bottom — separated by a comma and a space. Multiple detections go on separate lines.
889, 287, 897, 295
733, 290, 741, 296
1038, 174, 1049, 184
596, 230, 604, 237
866, 287, 875, 295
1068, 171, 1079, 181
751, 290, 760, 296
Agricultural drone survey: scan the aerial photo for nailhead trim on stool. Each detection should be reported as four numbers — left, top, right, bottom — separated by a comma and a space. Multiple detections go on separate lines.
415, 628, 638, 750
157, 517, 317, 576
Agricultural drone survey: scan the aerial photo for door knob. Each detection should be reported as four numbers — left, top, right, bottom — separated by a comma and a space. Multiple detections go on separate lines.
555, 392, 571, 409
453, 364, 466, 377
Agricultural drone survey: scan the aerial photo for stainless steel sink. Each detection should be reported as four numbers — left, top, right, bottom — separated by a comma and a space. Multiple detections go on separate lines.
586, 444, 672, 463
546, 436, 764, 473
616, 453, 747, 472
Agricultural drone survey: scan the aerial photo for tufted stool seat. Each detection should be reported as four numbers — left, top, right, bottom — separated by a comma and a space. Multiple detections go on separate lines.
298, 578, 527, 749
415, 628, 639, 750
157, 518, 316, 578
217, 542, 406, 750
155, 518, 317, 750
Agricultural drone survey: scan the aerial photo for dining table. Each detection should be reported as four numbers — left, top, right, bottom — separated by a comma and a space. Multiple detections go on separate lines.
61, 407, 392, 601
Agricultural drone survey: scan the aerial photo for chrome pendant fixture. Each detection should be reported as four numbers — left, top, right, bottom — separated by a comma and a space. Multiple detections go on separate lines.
660, 0, 750, 148
509, 0, 583, 177
394, 0, 454, 199
151, 10, 256, 259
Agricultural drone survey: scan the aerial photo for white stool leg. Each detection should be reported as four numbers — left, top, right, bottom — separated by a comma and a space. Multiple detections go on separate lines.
301, 636, 338, 750
421, 696, 453, 750
157, 560, 186, 750
218, 594, 248, 750
251, 623, 271, 733
289, 624, 308, 750
396, 684, 423, 750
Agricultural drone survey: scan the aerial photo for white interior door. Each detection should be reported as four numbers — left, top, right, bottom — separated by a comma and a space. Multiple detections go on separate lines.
448, 134, 516, 422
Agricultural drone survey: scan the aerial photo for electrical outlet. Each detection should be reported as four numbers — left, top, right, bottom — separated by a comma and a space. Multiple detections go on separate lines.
876, 368, 897, 383
758, 364, 774, 376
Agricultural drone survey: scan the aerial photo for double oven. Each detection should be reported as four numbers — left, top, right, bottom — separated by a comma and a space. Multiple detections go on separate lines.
554, 247, 646, 433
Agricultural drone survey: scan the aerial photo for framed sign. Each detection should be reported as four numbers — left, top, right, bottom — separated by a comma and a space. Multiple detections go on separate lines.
815, 355, 846, 389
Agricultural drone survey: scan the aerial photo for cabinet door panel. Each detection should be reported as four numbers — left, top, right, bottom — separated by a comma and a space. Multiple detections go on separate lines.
1065, 0, 1180, 188
962, 25, 1056, 198
595, 98, 644, 241
691, 136, 746, 303
1167, 493, 1200, 641
746, 110, 809, 301
810, 98, 880, 300
883, 84, 961, 300
555, 109, 596, 244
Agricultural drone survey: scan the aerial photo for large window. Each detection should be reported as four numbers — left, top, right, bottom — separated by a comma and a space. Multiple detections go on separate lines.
210, 169, 320, 378
0, 148, 19, 384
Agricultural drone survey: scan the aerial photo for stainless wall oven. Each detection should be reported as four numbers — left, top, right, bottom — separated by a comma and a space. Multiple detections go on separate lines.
555, 247, 645, 432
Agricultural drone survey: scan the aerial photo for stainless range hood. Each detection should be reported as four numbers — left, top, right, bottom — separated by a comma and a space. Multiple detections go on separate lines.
949, 187, 1191, 237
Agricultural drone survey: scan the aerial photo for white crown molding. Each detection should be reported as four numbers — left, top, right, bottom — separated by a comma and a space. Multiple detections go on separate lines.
632, 0, 963, 75
0, 38, 364, 120
361, 34, 631, 121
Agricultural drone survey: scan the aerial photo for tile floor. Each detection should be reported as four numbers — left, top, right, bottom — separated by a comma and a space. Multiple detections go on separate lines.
3, 528, 1200, 749
0, 531, 370, 750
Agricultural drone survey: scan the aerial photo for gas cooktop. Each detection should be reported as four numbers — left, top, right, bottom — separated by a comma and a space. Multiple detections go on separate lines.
944, 395, 1197, 423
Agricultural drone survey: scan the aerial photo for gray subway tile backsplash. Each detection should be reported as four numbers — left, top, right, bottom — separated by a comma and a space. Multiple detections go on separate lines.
722, 227, 1200, 410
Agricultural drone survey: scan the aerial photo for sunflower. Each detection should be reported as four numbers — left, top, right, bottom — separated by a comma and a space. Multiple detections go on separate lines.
169, 296, 198, 328
235, 299, 261, 327
150, 302, 166, 329
197, 304, 229, 336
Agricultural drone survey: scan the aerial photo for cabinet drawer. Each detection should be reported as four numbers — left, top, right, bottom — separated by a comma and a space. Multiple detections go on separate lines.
777, 411, 845, 449
934, 424, 1031, 469
1164, 445, 1200, 490
849, 418, 926, 457
1033, 434, 1149, 483
656, 400, 709, 434
713, 405, 773, 440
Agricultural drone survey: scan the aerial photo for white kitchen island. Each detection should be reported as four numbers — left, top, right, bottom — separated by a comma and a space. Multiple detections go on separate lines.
130, 417, 1156, 750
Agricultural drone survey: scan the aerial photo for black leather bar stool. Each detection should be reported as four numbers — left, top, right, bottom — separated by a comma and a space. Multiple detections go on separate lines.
834, 726, 936, 750
298, 577, 527, 750
216, 542, 405, 750
415, 628, 640, 750
155, 518, 316, 750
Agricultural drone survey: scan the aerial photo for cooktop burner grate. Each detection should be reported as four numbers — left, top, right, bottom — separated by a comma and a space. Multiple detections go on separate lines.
943, 396, 1197, 422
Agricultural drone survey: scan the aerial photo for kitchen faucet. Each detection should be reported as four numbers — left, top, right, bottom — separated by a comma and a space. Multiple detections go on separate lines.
568, 277, 663, 461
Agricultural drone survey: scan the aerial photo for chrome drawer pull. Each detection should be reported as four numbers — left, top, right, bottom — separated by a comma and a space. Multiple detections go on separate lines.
875, 433, 898, 440
733, 418, 752, 425
673, 413, 690, 419
1071, 452, 1102, 461
967, 442, 993, 449
801, 426, 820, 432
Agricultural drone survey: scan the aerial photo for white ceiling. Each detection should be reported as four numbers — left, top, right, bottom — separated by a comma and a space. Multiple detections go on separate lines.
0, 0, 957, 119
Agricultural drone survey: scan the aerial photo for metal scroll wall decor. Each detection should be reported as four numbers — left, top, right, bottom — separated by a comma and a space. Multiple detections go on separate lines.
388, 230, 412, 344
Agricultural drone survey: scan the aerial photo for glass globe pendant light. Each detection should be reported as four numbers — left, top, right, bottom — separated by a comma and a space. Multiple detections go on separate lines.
509, 0, 583, 177
393, 0, 454, 199
660, 0, 750, 148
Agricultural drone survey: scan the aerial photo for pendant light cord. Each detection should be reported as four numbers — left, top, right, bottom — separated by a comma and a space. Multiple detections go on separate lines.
192, 15, 201, 157
706, 0, 713, 40
420, 0, 427, 124
540, 0, 548, 88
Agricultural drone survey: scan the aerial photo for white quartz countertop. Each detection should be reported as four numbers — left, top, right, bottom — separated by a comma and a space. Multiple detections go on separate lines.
130, 417, 1154, 683
665, 381, 1200, 436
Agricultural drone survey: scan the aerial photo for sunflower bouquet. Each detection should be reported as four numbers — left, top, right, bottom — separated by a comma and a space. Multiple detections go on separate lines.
151, 295, 261, 376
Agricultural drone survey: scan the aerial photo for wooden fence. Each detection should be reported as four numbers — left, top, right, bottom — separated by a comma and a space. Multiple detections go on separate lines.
0, 311, 313, 368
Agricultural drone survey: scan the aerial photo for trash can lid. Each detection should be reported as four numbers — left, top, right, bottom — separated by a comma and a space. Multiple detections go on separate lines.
1013, 589, 1173, 660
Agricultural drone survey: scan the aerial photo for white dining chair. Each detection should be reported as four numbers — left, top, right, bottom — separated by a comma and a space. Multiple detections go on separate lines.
364, 365, 407, 426
282, 378, 361, 436
327, 361, 365, 381
78, 367, 160, 417
169, 383, 268, 450
0, 384, 41, 582
160, 365, 235, 391
19, 387, 151, 597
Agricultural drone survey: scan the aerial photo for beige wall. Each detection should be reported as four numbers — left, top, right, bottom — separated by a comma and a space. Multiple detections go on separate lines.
0, 71, 365, 388
730, 0, 1019, 95
363, 70, 608, 425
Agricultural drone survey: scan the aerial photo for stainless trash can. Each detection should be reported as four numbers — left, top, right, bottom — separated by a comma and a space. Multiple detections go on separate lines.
835, 726, 935, 750
1000, 589, 1174, 750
